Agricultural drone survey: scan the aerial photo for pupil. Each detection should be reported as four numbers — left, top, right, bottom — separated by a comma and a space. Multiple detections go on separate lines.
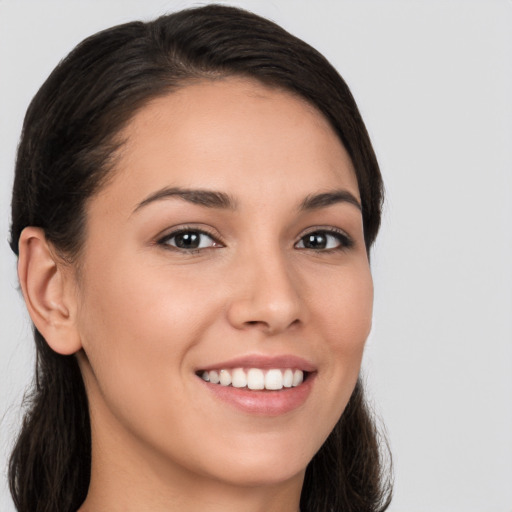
305, 233, 326, 249
175, 232, 200, 249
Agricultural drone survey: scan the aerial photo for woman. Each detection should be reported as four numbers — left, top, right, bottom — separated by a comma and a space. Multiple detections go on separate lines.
9, 5, 391, 512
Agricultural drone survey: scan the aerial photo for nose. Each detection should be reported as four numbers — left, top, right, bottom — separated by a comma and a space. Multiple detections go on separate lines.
226, 251, 303, 335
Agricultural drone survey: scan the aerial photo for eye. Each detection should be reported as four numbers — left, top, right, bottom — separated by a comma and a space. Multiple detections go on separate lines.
295, 230, 353, 251
158, 229, 221, 251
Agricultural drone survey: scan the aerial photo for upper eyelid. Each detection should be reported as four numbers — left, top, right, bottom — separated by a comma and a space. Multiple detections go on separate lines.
156, 228, 223, 254
294, 227, 354, 250
296, 226, 351, 240
157, 225, 223, 243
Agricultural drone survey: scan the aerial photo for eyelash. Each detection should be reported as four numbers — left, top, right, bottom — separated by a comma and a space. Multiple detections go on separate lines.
157, 227, 222, 254
296, 227, 354, 252
156, 226, 354, 254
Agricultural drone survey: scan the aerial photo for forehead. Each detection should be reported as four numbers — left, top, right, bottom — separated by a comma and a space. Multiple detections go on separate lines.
95, 77, 359, 214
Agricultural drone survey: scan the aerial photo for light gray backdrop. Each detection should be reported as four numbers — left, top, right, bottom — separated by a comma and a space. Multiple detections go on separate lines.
1, 1, 511, 511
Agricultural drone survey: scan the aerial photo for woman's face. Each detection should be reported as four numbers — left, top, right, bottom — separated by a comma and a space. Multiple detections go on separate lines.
74, 77, 373, 489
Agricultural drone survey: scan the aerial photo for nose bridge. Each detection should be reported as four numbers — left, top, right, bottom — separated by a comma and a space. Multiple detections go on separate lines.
227, 241, 303, 334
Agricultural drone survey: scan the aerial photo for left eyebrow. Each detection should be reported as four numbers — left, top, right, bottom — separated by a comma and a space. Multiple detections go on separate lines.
299, 189, 362, 211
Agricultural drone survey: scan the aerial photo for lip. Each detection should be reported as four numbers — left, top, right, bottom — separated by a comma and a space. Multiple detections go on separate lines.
195, 354, 317, 416
196, 354, 317, 373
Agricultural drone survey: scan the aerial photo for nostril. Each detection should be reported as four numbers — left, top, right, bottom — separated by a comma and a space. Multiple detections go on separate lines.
227, 294, 302, 334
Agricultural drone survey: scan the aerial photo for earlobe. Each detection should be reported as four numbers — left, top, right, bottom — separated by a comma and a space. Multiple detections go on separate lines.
18, 227, 82, 355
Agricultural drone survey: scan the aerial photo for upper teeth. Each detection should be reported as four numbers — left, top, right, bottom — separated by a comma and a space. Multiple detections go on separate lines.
200, 368, 304, 390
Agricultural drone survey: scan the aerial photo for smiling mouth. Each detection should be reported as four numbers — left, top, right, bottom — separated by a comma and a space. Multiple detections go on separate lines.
197, 368, 307, 391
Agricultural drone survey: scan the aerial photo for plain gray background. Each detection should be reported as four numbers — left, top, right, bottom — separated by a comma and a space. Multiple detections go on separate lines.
1, 1, 511, 511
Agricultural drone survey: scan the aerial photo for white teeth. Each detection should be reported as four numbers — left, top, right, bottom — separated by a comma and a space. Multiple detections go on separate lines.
231, 368, 247, 388
219, 369, 232, 386
200, 368, 306, 390
247, 368, 265, 390
292, 369, 304, 387
265, 369, 283, 390
283, 368, 293, 388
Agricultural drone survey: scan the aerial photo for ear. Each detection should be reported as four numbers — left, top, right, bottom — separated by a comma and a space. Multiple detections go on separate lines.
18, 227, 82, 355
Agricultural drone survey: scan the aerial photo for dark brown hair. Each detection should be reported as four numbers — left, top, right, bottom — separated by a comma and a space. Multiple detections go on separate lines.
9, 5, 390, 511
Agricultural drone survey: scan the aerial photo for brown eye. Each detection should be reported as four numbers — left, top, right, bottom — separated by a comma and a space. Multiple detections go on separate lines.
160, 230, 219, 250
295, 230, 352, 251
301, 233, 329, 249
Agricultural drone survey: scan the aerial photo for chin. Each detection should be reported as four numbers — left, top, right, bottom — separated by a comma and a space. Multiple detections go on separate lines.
212, 459, 308, 488
193, 435, 318, 488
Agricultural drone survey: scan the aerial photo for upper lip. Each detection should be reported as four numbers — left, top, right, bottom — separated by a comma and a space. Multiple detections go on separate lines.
196, 354, 317, 373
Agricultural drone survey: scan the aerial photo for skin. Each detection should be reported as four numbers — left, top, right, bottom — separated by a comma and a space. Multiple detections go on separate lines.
19, 77, 373, 512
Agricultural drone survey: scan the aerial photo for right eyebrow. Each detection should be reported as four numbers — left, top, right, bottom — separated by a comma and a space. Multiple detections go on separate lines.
132, 186, 237, 214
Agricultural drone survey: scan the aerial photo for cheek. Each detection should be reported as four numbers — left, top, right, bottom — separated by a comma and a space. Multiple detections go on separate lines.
75, 256, 234, 476
75, 254, 223, 411
305, 260, 373, 417
79, 258, 218, 354
310, 260, 373, 356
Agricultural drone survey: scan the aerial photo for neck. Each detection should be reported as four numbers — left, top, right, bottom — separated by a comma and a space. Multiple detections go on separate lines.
81, 475, 302, 512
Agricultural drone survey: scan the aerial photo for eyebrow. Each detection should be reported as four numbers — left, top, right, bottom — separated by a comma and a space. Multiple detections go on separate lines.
133, 187, 237, 213
299, 190, 361, 211
133, 186, 361, 214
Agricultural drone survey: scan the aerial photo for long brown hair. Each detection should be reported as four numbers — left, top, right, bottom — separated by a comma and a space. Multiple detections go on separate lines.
9, 5, 391, 511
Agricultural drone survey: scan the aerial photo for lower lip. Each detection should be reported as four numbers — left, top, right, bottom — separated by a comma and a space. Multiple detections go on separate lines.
198, 373, 316, 416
